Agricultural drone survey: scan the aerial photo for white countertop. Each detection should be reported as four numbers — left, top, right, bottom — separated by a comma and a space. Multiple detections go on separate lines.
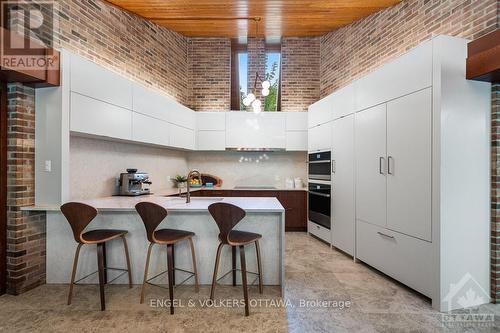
22, 195, 285, 213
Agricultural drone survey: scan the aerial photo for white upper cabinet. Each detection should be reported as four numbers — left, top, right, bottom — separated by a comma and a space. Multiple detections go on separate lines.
308, 95, 333, 128
331, 84, 355, 120
354, 40, 432, 112
169, 124, 195, 150
132, 112, 170, 147
70, 55, 133, 109
70, 92, 132, 140
286, 131, 308, 151
386, 88, 432, 241
308, 121, 331, 152
196, 112, 226, 130
169, 103, 196, 130
285, 112, 308, 131
197, 131, 226, 151
225, 112, 286, 149
132, 83, 171, 122
196, 112, 226, 151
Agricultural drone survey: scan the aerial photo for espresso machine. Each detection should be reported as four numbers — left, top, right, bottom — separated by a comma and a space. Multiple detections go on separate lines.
119, 169, 152, 196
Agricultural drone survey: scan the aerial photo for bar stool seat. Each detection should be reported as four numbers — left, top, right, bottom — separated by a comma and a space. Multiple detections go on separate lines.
154, 229, 194, 244
61, 202, 132, 311
82, 229, 128, 243
209, 202, 263, 317
220, 231, 262, 246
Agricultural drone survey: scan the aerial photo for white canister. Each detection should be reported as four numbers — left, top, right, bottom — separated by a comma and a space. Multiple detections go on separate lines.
294, 178, 303, 189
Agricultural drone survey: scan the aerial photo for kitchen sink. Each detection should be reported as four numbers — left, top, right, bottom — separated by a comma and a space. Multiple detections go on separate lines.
165, 197, 223, 203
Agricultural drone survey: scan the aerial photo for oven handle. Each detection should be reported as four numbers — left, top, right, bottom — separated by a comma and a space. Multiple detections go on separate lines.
308, 191, 331, 198
308, 160, 330, 164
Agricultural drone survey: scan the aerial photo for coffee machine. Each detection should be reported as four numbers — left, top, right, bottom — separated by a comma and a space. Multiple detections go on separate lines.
119, 169, 152, 196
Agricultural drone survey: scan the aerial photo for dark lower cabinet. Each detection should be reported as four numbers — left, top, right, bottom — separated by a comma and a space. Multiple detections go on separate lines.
189, 189, 307, 231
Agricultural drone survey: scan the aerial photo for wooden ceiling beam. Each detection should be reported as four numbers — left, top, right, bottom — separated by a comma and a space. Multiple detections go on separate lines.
466, 29, 500, 83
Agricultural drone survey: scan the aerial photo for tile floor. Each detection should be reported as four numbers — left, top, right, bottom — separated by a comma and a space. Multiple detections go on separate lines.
0, 232, 498, 332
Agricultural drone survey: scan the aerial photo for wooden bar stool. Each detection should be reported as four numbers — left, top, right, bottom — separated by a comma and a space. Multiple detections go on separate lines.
208, 202, 263, 316
135, 202, 199, 314
61, 202, 132, 311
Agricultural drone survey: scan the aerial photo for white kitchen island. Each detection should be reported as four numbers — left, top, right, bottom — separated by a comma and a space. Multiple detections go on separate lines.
24, 196, 285, 294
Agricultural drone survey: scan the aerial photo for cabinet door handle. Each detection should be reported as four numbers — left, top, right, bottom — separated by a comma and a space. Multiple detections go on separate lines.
388, 156, 394, 175
379, 157, 385, 175
377, 231, 395, 239
332, 160, 336, 173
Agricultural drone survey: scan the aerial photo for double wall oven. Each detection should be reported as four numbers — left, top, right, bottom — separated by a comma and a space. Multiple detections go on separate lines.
308, 151, 332, 242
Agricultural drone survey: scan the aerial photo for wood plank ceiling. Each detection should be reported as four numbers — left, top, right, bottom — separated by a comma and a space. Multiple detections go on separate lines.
105, 0, 401, 38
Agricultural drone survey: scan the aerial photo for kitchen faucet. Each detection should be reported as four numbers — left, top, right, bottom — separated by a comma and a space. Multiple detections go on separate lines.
186, 169, 201, 203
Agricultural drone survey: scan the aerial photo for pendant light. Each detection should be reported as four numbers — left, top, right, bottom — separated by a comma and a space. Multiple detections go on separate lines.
242, 17, 270, 113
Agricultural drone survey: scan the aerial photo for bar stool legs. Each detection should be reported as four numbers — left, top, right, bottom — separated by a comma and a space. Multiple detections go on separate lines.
97, 243, 106, 311
140, 243, 154, 304
255, 240, 263, 294
210, 242, 224, 300
210, 240, 263, 316
67, 243, 83, 305
67, 238, 133, 311
188, 238, 200, 292
121, 236, 133, 289
239, 245, 249, 316
140, 240, 200, 314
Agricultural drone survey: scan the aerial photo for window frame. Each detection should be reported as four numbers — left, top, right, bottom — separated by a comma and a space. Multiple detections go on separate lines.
230, 40, 248, 111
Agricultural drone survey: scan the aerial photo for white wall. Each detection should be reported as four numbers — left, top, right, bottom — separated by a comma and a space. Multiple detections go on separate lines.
69, 136, 188, 199
186, 151, 307, 188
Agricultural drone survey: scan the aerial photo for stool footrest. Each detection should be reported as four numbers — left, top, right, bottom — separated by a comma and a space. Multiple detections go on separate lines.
73, 266, 129, 285
216, 268, 260, 283
146, 267, 196, 289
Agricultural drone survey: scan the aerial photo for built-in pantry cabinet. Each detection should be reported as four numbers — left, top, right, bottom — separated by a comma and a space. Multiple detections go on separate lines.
308, 36, 491, 312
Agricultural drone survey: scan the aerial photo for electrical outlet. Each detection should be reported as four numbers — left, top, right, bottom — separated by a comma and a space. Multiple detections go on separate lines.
44, 160, 52, 172
167, 176, 171, 182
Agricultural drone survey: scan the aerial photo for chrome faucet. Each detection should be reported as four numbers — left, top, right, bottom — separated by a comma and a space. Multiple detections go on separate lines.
186, 169, 201, 203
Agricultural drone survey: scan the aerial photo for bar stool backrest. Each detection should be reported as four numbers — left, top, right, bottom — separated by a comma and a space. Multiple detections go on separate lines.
135, 202, 168, 243
208, 202, 246, 243
61, 202, 98, 243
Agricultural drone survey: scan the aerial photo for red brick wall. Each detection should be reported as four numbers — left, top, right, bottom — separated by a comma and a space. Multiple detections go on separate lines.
57, 0, 190, 105
281, 37, 320, 112
188, 38, 231, 111
320, 0, 498, 96
6, 84, 45, 295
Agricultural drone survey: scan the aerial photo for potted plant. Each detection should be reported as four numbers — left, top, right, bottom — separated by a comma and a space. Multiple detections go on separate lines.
173, 175, 188, 189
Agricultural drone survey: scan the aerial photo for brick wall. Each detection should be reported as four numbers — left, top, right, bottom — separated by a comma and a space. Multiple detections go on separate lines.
56, 0, 190, 104
188, 38, 231, 111
320, 0, 498, 96
281, 37, 320, 112
492, 83, 500, 302
6, 84, 45, 295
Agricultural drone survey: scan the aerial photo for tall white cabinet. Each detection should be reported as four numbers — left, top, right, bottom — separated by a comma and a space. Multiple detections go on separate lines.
309, 35, 491, 312
331, 115, 355, 256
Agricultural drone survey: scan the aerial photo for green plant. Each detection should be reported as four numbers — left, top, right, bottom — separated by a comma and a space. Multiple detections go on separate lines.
173, 175, 187, 183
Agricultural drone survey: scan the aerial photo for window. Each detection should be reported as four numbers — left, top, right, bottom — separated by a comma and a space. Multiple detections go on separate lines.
264, 47, 281, 112
231, 41, 281, 111
231, 41, 248, 111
